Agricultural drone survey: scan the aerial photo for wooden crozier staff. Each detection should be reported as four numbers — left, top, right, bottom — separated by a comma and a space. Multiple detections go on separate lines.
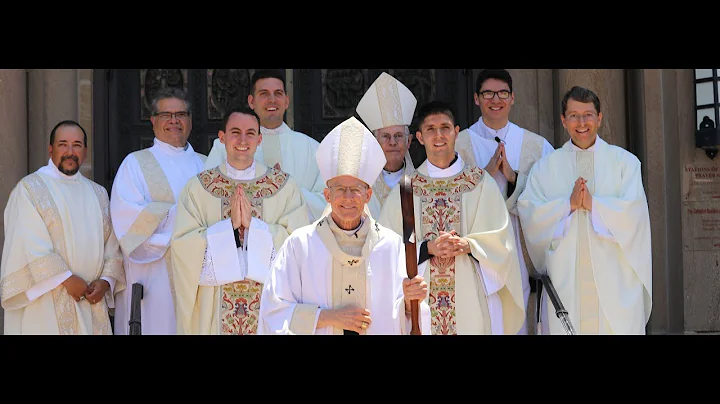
400, 174, 421, 335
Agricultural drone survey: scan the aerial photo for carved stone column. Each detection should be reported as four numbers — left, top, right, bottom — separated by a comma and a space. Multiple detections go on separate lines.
506, 69, 556, 146
28, 69, 78, 173
0, 69, 28, 332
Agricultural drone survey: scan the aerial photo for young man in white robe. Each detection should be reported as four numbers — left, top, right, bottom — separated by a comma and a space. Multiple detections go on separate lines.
204, 69, 327, 222
259, 116, 431, 335
110, 88, 207, 335
171, 106, 309, 335
1, 120, 125, 334
379, 101, 526, 335
517, 86, 652, 335
454, 69, 555, 335
356, 72, 417, 219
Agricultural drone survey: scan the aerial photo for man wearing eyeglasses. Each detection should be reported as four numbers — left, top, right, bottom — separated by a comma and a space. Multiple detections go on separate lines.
110, 88, 206, 335
455, 69, 555, 335
259, 116, 431, 335
204, 70, 327, 223
355, 72, 418, 219
170, 106, 310, 335
378, 101, 525, 335
518, 86, 651, 335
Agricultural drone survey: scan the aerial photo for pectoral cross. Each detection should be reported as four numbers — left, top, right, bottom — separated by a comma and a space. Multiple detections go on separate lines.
345, 285, 354, 295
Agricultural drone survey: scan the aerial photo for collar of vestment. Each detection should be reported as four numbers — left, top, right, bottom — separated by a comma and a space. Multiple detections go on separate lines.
153, 137, 192, 155
225, 160, 256, 181
383, 160, 405, 175
198, 160, 289, 201
475, 117, 511, 141
315, 212, 380, 267
424, 152, 464, 178
564, 135, 604, 152
260, 122, 290, 137
39, 158, 82, 181
329, 215, 366, 237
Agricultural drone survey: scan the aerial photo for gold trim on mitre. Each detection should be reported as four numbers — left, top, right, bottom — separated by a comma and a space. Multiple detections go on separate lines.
356, 72, 417, 131
316, 116, 386, 188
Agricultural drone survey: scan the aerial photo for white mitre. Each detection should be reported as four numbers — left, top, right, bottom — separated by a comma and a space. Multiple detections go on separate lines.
356, 72, 417, 131
316, 116, 387, 187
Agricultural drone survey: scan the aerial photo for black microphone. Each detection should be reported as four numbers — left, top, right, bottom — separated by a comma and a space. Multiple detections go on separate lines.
494, 136, 505, 144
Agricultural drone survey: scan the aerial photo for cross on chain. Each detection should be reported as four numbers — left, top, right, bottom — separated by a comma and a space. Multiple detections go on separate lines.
345, 285, 354, 295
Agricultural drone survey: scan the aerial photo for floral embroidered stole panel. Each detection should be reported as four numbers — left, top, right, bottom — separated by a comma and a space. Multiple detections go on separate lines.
412, 167, 483, 335
198, 166, 289, 335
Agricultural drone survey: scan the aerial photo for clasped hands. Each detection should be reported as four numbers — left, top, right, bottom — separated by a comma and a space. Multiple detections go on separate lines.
485, 142, 516, 184
62, 275, 109, 304
570, 176, 592, 213
316, 276, 429, 332
428, 230, 470, 259
230, 184, 252, 231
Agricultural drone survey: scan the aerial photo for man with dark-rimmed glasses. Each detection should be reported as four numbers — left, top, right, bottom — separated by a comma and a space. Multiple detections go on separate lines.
454, 69, 555, 335
110, 87, 207, 335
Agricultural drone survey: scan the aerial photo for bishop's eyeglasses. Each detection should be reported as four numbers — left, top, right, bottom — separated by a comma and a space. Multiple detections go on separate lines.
328, 185, 368, 197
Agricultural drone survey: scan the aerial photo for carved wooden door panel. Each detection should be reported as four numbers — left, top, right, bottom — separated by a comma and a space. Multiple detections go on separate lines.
291, 69, 472, 168
106, 69, 471, 189
107, 68, 272, 188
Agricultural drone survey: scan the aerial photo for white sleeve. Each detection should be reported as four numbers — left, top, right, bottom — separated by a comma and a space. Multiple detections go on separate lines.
100, 276, 117, 296
25, 270, 72, 301
245, 217, 276, 284
199, 218, 246, 286
110, 155, 176, 264
127, 205, 176, 263
591, 205, 616, 241
552, 201, 573, 240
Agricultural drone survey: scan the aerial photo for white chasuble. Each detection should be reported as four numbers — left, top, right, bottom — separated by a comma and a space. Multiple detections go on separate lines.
171, 162, 309, 335
457, 120, 555, 334
1, 165, 124, 334
258, 214, 431, 335
517, 137, 652, 335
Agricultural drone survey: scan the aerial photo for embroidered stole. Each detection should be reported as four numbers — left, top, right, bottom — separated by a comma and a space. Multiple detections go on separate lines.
261, 131, 282, 170
314, 215, 380, 335
132, 149, 178, 307
455, 129, 477, 169
21, 174, 112, 335
372, 173, 392, 207
197, 166, 289, 335
575, 151, 601, 334
515, 131, 545, 278
373, 153, 416, 208
412, 167, 483, 335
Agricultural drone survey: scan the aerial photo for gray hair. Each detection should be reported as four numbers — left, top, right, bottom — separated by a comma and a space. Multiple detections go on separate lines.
151, 87, 192, 115
372, 125, 411, 137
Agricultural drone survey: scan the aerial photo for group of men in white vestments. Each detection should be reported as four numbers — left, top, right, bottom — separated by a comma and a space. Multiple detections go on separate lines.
0, 68, 652, 335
